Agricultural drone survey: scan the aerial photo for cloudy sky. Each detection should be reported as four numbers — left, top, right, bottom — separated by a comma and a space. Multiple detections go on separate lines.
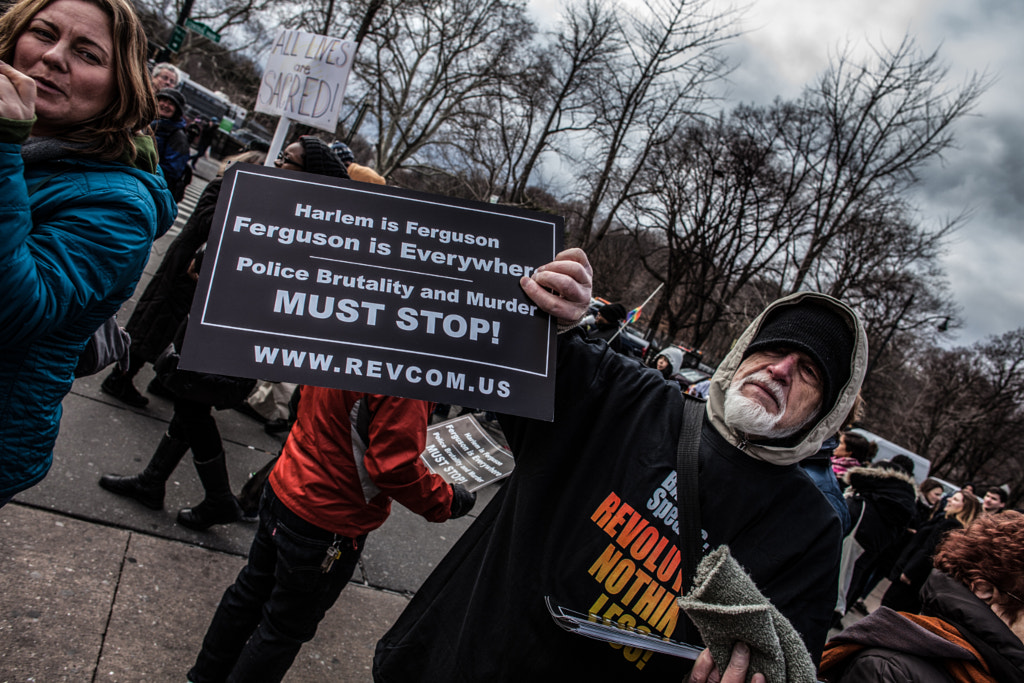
530, 0, 1024, 347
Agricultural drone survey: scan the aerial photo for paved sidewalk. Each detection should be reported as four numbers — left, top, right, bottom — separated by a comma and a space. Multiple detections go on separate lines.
0, 503, 410, 682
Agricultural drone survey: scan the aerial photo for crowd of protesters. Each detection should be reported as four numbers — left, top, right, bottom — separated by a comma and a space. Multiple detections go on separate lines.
1, 0, 1020, 680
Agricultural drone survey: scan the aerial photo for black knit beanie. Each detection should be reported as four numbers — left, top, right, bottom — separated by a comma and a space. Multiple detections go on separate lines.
298, 136, 349, 179
743, 300, 854, 412
601, 303, 627, 324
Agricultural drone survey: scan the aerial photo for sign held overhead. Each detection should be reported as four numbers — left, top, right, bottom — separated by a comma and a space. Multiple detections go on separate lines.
255, 28, 356, 133
180, 165, 563, 421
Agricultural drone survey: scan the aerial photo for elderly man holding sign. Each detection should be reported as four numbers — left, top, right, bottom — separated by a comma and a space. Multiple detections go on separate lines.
375, 249, 868, 682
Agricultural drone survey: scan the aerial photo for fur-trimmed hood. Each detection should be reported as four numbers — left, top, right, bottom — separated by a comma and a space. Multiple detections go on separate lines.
706, 292, 869, 466
843, 464, 917, 493
844, 464, 918, 531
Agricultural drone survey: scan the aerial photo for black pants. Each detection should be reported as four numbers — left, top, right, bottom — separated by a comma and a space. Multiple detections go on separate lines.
188, 487, 365, 682
169, 396, 222, 461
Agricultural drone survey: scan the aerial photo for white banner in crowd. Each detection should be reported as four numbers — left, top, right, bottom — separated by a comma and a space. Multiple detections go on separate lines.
420, 415, 515, 492
255, 28, 356, 133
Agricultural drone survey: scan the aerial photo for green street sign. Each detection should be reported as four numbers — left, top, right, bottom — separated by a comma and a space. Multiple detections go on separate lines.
185, 18, 221, 43
168, 25, 187, 52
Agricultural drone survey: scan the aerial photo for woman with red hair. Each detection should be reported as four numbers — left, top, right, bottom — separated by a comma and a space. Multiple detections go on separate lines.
820, 511, 1024, 682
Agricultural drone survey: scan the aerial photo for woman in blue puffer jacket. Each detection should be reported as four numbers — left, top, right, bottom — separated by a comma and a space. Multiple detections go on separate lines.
0, 0, 176, 505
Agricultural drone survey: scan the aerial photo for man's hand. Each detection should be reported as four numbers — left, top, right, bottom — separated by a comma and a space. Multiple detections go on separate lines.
520, 248, 593, 325
689, 642, 765, 683
0, 61, 37, 122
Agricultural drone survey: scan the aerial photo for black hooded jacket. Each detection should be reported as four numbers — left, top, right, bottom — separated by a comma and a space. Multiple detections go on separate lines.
125, 178, 223, 360
844, 465, 917, 555
374, 328, 846, 681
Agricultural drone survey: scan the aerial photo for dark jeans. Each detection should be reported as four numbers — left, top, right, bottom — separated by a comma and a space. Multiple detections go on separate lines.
188, 487, 366, 683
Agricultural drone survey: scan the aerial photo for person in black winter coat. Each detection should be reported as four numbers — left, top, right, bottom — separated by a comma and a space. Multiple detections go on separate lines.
835, 461, 917, 617
881, 490, 983, 614
585, 302, 628, 354
848, 476, 947, 613
374, 269, 870, 681
820, 511, 1024, 683
152, 88, 190, 201
99, 137, 350, 530
100, 151, 266, 408
190, 117, 218, 168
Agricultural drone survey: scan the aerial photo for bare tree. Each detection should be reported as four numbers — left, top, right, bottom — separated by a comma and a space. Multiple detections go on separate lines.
624, 115, 789, 345
438, 0, 622, 205
780, 36, 989, 296
351, 0, 534, 178
135, 0, 282, 59
875, 330, 1024, 505
504, 0, 621, 205
570, 0, 736, 249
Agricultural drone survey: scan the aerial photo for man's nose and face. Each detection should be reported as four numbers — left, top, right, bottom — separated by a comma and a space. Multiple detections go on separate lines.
152, 68, 177, 91
983, 491, 1006, 513
732, 347, 824, 437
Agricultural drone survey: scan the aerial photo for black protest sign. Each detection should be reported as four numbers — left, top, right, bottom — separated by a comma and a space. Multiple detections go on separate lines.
419, 415, 514, 492
180, 164, 563, 420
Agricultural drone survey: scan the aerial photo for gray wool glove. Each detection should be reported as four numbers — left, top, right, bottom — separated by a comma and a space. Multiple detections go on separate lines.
677, 545, 817, 683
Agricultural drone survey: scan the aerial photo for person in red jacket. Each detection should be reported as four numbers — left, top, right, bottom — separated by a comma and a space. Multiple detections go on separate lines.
186, 386, 476, 683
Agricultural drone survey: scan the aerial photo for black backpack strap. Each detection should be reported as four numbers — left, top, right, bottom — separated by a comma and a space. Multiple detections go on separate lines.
676, 396, 705, 594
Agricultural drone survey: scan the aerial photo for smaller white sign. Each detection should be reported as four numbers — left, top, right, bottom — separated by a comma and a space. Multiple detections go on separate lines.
255, 28, 356, 133
419, 415, 515, 492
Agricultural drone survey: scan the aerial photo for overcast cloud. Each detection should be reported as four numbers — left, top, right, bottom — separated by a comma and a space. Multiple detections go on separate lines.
530, 0, 1024, 346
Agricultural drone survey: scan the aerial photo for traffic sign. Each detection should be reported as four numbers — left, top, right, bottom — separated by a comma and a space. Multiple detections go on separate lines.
185, 18, 221, 43
168, 25, 186, 52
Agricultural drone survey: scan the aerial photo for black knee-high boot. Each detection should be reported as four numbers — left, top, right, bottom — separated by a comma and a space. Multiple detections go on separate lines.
100, 349, 149, 407
177, 452, 243, 531
98, 433, 190, 510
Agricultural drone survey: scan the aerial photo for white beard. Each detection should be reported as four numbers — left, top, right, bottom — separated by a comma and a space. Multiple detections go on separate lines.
723, 371, 809, 439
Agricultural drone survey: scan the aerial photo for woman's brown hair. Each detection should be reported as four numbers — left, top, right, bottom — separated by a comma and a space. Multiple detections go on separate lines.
0, 0, 155, 161
934, 511, 1024, 623
947, 490, 982, 528
840, 431, 878, 465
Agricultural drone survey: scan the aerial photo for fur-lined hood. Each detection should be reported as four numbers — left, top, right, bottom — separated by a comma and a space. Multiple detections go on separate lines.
706, 292, 869, 466
843, 464, 918, 530
843, 464, 918, 493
